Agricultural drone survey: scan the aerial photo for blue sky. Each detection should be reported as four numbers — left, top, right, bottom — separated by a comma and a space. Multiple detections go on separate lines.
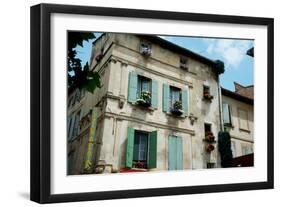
75, 33, 254, 91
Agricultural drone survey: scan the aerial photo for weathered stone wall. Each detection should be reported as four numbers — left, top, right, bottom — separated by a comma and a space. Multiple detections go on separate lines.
222, 95, 254, 157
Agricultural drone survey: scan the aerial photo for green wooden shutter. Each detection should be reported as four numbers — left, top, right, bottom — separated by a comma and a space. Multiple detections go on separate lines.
148, 131, 157, 169
222, 103, 231, 125
163, 84, 170, 112
151, 80, 158, 109
176, 137, 183, 170
126, 127, 135, 168
181, 88, 189, 116
168, 136, 177, 170
128, 71, 138, 103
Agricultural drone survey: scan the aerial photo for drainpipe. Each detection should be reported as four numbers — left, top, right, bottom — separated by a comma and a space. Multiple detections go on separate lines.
217, 75, 224, 132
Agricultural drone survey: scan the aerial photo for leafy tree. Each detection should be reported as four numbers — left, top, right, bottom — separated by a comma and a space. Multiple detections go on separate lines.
68, 32, 101, 93
214, 60, 225, 74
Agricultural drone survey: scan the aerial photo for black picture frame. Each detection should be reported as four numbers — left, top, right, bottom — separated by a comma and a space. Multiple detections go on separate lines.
30, 3, 274, 204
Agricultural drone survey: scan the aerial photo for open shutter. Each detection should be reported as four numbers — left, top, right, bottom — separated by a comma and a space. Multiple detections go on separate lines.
222, 103, 231, 125
151, 80, 158, 109
148, 131, 157, 169
128, 71, 138, 103
163, 84, 170, 112
181, 88, 189, 116
176, 137, 183, 170
126, 127, 135, 168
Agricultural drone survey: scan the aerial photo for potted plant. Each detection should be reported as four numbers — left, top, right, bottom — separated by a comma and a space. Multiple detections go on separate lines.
205, 131, 215, 142
170, 101, 184, 116
203, 91, 214, 101
136, 91, 151, 107
206, 144, 215, 153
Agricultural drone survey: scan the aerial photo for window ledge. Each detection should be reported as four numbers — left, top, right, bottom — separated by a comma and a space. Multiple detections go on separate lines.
165, 111, 187, 119
130, 102, 156, 111
203, 139, 216, 143
202, 97, 213, 103
239, 128, 251, 133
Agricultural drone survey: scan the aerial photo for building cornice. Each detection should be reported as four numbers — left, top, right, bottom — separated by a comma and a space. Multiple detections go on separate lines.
103, 111, 195, 136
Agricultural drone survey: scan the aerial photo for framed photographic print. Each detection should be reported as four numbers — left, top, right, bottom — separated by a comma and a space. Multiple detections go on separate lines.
30, 3, 274, 203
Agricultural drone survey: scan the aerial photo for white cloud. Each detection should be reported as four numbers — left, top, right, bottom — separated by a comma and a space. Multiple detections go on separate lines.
204, 38, 251, 68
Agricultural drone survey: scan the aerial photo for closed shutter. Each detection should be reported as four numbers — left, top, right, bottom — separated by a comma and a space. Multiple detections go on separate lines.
126, 127, 135, 168
148, 131, 157, 169
181, 88, 189, 116
168, 136, 183, 170
223, 103, 231, 125
168, 136, 177, 170
176, 137, 183, 170
151, 80, 158, 109
128, 71, 138, 103
163, 84, 170, 112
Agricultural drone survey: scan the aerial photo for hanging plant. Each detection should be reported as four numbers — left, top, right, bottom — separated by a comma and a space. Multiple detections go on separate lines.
206, 144, 215, 153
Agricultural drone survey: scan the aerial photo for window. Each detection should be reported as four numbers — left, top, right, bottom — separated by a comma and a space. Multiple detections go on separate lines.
180, 57, 188, 70
238, 108, 249, 131
128, 72, 158, 109
223, 103, 232, 126
204, 123, 212, 136
231, 141, 236, 157
139, 42, 152, 56
170, 86, 181, 108
69, 110, 81, 138
133, 131, 149, 168
163, 84, 189, 116
137, 75, 151, 105
203, 85, 213, 101
126, 128, 157, 169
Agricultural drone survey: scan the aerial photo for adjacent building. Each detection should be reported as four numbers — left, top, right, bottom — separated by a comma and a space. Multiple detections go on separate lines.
67, 33, 253, 174
221, 83, 254, 166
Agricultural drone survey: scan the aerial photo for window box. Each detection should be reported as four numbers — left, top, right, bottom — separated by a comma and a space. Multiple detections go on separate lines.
136, 91, 151, 108
132, 161, 147, 169
203, 92, 214, 101
204, 131, 215, 143
170, 101, 184, 116
140, 43, 152, 56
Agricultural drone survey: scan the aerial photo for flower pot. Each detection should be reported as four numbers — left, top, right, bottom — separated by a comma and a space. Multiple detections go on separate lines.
170, 108, 183, 116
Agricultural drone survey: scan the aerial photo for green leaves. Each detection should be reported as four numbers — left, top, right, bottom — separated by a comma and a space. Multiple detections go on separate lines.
214, 60, 225, 74
80, 63, 101, 93
67, 32, 101, 94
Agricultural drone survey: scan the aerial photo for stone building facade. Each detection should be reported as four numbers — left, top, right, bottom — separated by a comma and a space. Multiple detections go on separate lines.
67, 33, 252, 175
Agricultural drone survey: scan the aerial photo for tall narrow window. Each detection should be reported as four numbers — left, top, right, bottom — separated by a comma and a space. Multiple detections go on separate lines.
204, 123, 212, 136
170, 86, 181, 108
223, 103, 232, 126
180, 57, 188, 70
72, 110, 81, 138
133, 131, 149, 168
126, 128, 157, 169
137, 76, 151, 98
